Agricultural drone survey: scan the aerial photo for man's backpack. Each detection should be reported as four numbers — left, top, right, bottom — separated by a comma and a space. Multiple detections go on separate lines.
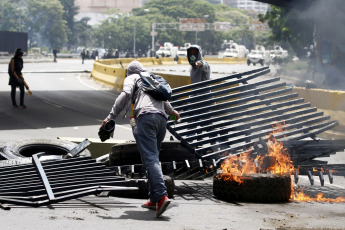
138, 72, 172, 101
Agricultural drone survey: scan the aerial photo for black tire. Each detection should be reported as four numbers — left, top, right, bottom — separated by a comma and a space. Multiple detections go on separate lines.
109, 175, 175, 199
1, 138, 91, 159
260, 60, 264, 66
109, 141, 196, 166
213, 173, 291, 203
247, 60, 251, 66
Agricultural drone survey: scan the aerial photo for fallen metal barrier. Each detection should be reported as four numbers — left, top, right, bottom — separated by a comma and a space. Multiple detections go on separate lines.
167, 67, 338, 160
0, 154, 136, 207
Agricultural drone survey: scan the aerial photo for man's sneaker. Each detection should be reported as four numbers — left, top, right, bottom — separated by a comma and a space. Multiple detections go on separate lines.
12, 105, 19, 108
19, 105, 26, 109
156, 195, 170, 217
141, 200, 156, 210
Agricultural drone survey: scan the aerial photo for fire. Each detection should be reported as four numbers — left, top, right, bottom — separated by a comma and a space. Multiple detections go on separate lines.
218, 122, 345, 203
293, 189, 345, 203
219, 122, 294, 182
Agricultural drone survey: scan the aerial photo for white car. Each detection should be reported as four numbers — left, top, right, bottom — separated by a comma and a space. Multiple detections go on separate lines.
176, 47, 188, 57
156, 47, 171, 57
247, 50, 271, 66
222, 48, 240, 58
270, 46, 288, 60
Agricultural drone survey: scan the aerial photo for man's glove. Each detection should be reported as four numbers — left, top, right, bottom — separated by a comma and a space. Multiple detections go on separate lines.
98, 119, 116, 142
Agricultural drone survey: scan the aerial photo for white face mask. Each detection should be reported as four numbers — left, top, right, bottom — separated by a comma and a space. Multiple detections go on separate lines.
190, 55, 196, 61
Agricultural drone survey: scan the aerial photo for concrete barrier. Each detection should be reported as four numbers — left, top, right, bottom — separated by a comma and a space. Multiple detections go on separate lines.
91, 58, 190, 90
204, 57, 247, 64
159, 57, 177, 65
292, 87, 345, 139
152, 72, 190, 88
177, 57, 247, 65
91, 61, 127, 90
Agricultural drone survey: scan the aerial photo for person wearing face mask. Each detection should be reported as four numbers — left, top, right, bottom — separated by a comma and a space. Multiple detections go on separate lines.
186, 45, 211, 137
187, 45, 210, 84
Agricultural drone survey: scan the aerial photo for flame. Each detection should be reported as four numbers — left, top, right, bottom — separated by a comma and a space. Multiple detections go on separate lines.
293, 189, 345, 203
218, 122, 345, 203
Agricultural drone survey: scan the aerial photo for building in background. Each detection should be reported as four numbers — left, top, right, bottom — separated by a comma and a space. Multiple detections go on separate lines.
74, 0, 143, 25
224, 0, 269, 14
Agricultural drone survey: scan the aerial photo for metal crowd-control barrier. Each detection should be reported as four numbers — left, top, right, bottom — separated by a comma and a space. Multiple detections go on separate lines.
0, 154, 137, 207
167, 67, 339, 163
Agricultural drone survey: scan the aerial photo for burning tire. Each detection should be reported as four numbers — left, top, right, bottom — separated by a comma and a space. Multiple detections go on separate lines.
213, 172, 292, 203
0, 138, 91, 159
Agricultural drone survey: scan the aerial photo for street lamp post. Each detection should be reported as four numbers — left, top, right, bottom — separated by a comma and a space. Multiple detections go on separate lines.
151, 22, 156, 57
133, 9, 149, 57
133, 23, 136, 54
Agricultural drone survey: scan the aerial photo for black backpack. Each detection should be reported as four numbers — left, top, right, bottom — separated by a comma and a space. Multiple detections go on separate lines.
138, 72, 172, 101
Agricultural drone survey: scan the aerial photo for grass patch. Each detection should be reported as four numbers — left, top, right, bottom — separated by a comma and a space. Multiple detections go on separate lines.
277, 60, 309, 75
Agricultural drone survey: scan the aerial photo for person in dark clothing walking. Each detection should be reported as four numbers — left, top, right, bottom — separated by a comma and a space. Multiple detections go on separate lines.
8, 48, 26, 108
81, 49, 86, 64
53, 48, 58, 62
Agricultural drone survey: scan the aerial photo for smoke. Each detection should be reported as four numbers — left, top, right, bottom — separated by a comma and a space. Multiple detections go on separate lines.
278, 0, 345, 90
305, 0, 345, 44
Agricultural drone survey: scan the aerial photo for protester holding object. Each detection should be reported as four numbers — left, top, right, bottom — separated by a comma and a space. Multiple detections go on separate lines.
101, 60, 179, 217
187, 45, 210, 84
8, 48, 28, 109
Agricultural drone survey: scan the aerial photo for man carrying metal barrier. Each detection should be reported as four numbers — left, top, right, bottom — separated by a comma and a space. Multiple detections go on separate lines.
101, 60, 180, 218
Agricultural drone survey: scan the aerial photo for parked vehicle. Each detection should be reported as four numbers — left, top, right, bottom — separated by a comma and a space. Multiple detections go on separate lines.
270, 46, 288, 60
176, 43, 191, 58
247, 45, 271, 66
156, 42, 178, 58
219, 40, 248, 58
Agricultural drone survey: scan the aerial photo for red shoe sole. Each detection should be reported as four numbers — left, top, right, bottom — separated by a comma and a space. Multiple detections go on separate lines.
156, 199, 171, 217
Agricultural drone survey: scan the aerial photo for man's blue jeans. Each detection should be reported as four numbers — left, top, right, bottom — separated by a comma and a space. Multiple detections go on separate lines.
133, 113, 168, 203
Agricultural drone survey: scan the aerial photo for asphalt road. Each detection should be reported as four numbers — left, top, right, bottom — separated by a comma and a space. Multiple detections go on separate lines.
0, 58, 345, 230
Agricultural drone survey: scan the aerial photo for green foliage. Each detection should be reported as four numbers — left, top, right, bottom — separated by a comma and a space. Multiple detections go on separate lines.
214, 4, 249, 24
75, 17, 94, 48
58, 0, 79, 48
0, 0, 27, 32
26, 0, 67, 49
259, 5, 314, 57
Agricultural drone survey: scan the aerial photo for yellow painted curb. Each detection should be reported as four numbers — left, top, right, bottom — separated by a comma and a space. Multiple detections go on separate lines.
292, 87, 345, 131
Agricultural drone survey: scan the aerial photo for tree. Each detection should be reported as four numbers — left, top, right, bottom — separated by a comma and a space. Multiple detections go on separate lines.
0, 0, 27, 32
26, 0, 67, 49
75, 17, 93, 48
58, 0, 80, 49
259, 5, 314, 57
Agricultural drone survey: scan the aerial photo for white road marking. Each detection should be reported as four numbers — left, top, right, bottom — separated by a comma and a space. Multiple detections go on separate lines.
77, 75, 99, 91
39, 98, 63, 108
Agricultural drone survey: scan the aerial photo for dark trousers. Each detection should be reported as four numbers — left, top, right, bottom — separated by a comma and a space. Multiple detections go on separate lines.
11, 84, 24, 106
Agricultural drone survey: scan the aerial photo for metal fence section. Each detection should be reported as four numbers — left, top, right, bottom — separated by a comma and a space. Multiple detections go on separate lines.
0, 154, 136, 207
167, 67, 338, 161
